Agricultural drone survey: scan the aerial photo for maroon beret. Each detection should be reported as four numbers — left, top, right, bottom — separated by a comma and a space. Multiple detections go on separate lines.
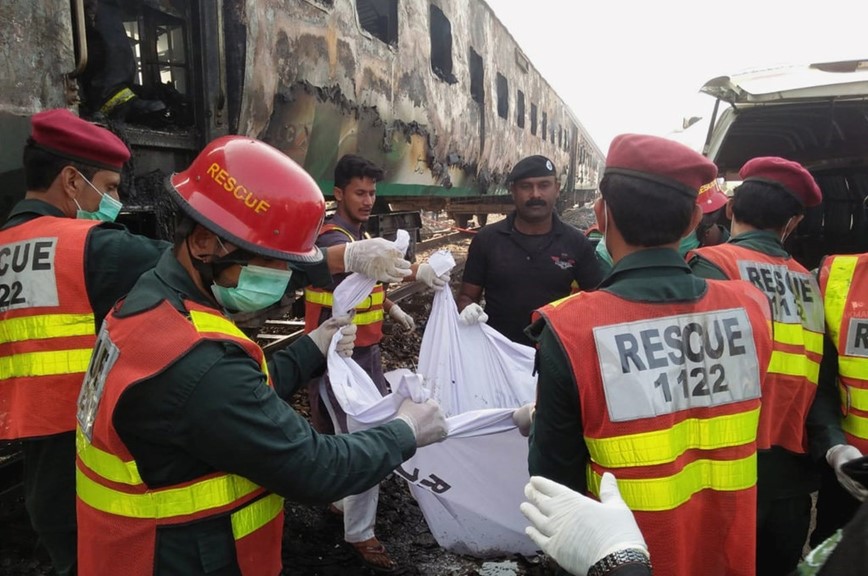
604, 133, 718, 198
30, 108, 130, 171
738, 156, 822, 208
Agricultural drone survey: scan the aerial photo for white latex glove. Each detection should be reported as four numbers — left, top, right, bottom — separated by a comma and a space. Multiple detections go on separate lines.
343, 238, 412, 283
827, 444, 868, 501
520, 474, 648, 576
512, 403, 535, 437
458, 302, 488, 325
416, 262, 450, 291
307, 316, 351, 356
333, 323, 357, 358
388, 304, 415, 332
395, 398, 448, 447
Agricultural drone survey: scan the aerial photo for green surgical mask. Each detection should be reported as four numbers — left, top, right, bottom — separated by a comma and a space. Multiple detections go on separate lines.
211, 264, 292, 312
678, 230, 701, 256
75, 172, 123, 222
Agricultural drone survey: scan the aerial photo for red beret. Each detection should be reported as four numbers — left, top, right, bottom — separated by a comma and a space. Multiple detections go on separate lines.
697, 180, 729, 214
604, 133, 718, 198
738, 157, 822, 208
30, 108, 130, 172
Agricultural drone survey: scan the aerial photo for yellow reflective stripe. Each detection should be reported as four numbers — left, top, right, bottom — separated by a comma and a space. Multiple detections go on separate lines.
843, 413, 868, 442
1, 348, 92, 378
231, 493, 283, 540
304, 290, 385, 308
587, 454, 757, 512
773, 322, 823, 356
846, 382, 868, 412
0, 313, 95, 344
190, 309, 250, 340
188, 309, 269, 377
76, 466, 262, 519
354, 309, 384, 325
823, 256, 858, 346
841, 357, 868, 381
76, 429, 143, 485
768, 350, 820, 383
586, 409, 760, 468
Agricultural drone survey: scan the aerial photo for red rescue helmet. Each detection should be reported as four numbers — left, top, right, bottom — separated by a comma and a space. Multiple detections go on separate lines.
168, 136, 325, 263
697, 180, 729, 214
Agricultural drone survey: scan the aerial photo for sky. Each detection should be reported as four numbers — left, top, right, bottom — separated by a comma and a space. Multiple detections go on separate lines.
484, 0, 868, 154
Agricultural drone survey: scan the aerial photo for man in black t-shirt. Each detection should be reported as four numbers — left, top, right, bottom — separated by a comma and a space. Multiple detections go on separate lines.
457, 155, 603, 346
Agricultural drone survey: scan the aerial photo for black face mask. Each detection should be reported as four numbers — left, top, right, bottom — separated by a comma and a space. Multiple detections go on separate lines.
186, 236, 255, 288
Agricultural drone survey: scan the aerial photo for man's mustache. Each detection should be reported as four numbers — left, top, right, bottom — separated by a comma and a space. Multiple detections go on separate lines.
525, 199, 547, 207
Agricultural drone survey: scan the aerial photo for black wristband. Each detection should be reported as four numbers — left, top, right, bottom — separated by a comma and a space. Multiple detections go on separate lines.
587, 548, 652, 576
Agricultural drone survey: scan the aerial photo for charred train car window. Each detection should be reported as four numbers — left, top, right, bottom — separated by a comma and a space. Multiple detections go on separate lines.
357, 0, 398, 45
516, 90, 525, 128
430, 4, 455, 83
496, 73, 508, 119
541, 111, 547, 140
531, 103, 538, 135
469, 48, 484, 104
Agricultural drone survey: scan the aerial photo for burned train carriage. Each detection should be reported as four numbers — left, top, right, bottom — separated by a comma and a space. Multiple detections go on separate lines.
0, 0, 604, 233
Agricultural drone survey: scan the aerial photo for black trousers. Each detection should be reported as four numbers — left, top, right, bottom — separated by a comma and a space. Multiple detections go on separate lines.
811, 464, 860, 547
756, 493, 812, 576
81, 0, 137, 108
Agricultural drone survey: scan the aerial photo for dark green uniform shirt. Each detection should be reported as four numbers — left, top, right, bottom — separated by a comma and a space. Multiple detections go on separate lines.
527, 248, 708, 492
111, 251, 416, 574
688, 231, 844, 498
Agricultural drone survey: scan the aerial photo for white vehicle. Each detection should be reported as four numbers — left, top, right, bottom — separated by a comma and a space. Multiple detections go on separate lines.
699, 59, 868, 268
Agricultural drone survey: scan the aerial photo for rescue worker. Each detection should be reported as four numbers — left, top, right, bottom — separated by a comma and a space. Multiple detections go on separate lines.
593, 177, 730, 275
0, 108, 167, 575
527, 134, 774, 576
811, 252, 868, 545
687, 157, 855, 576
303, 154, 448, 572
457, 155, 603, 346
0, 108, 422, 575
74, 135, 448, 575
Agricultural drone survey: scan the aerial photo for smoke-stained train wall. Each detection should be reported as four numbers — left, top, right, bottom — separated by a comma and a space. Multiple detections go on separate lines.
0, 0, 604, 230
232, 0, 603, 210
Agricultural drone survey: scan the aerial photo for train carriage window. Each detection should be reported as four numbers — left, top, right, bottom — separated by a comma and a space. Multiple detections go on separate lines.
469, 48, 484, 104
531, 103, 538, 135
430, 5, 456, 83
541, 112, 547, 140
516, 90, 525, 128
558, 127, 562, 148
496, 73, 509, 119
357, 0, 398, 46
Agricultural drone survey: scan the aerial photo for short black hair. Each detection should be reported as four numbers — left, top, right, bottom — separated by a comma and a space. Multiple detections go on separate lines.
334, 154, 384, 189
23, 138, 98, 191
600, 174, 695, 246
730, 180, 804, 230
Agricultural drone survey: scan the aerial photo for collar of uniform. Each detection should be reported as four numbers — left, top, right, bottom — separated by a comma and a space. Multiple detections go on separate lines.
599, 247, 693, 289
327, 212, 365, 239
728, 230, 789, 258
497, 211, 564, 236
4, 198, 65, 224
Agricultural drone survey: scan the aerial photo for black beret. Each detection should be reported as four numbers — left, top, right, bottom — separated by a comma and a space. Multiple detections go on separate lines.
507, 155, 556, 184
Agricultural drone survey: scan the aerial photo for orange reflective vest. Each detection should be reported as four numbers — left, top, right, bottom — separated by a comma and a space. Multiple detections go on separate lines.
693, 244, 824, 454
0, 217, 100, 439
75, 299, 283, 576
537, 280, 773, 576
304, 223, 385, 347
820, 254, 868, 452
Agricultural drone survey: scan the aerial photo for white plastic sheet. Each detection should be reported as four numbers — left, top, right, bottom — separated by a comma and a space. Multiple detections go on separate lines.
324, 246, 539, 557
